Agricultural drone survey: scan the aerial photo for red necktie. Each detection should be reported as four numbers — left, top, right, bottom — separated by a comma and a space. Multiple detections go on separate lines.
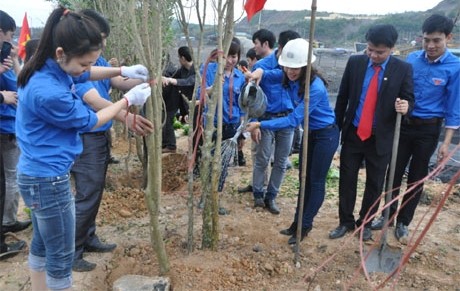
357, 65, 381, 141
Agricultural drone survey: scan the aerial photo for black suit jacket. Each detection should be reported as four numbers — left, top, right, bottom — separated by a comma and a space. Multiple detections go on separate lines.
334, 55, 414, 155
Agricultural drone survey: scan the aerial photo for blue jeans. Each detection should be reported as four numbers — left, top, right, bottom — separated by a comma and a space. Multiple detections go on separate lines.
293, 125, 339, 229
0, 134, 20, 226
17, 173, 74, 290
253, 127, 294, 200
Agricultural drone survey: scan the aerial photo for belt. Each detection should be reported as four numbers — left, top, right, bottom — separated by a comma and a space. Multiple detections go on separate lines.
405, 117, 443, 126
310, 124, 336, 133
81, 131, 106, 136
260, 110, 292, 120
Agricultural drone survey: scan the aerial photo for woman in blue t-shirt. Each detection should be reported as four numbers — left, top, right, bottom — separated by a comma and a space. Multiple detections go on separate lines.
246, 38, 339, 245
16, 7, 151, 290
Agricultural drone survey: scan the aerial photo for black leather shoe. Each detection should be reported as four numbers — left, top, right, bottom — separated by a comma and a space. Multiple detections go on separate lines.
371, 216, 394, 230
84, 240, 117, 253
288, 227, 312, 245
72, 258, 96, 272
254, 198, 265, 208
2, 220, 32, 233
280, 222, 297, 236
329, 225, 353, 239
0, 240, 26, 260
265, 199, 280, 215
108, 156, 120, 164
238, 151, 246, 166
238, 185, 253, 193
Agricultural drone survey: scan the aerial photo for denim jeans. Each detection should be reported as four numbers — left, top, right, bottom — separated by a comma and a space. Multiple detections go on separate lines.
17, 173, 74, 290
0, 134, 20, 226
253, 127, 294, 200
293, 125, 339, 229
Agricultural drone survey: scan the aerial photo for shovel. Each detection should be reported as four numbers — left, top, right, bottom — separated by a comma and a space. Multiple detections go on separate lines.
365, 113, 403, 273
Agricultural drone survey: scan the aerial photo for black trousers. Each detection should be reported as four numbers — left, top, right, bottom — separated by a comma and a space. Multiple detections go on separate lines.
386, 122, 441, 226
162, 110, 177, 150
338, 127, 391, 228
71, 131, 110, 259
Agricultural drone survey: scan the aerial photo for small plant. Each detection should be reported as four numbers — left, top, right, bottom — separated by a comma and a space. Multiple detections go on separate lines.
182, 124, 190, 135
173, 117, 183, 130
23, 207, 31, 219
291, 156, 300, 168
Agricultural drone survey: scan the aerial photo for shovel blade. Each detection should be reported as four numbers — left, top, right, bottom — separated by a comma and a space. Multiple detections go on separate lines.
365, 244, 403, 274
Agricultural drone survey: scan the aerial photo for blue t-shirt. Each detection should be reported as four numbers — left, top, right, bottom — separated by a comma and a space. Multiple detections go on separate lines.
16, 58, 98, 177
75, 56, 113, 132
406, 49, 460, 128
253, 50, 294, 115
198, 62, 245, 124
260, 72, 335, 131
0, 70, 18, 134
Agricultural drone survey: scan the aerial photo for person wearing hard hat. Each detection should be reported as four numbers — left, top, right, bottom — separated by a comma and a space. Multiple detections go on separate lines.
246, 30, 301, 215
246, 38, 339, 244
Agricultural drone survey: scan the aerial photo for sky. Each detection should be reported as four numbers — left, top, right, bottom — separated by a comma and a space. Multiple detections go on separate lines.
1, 0, 442, 28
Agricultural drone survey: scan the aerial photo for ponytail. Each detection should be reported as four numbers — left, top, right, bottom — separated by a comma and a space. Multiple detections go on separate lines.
18, 7, 102, 87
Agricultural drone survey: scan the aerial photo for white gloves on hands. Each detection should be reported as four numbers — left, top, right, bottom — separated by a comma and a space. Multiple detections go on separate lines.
121, 64, 149, 82
124, 83, 151, 106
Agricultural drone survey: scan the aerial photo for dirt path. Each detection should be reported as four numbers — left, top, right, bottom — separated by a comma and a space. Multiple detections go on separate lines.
1, 134, 459, 290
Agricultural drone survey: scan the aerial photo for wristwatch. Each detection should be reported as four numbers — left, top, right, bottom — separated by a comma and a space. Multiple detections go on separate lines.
0, 92, 4, 104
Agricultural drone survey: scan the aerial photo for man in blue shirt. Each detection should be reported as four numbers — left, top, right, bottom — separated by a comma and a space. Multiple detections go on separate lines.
249, 29, 300, 214
71, 9, 153, 272
0, 11, 30, 254
371, 14, 460, 244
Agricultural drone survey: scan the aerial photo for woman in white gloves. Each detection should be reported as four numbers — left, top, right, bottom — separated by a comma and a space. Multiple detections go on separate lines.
15, 7, 150, 291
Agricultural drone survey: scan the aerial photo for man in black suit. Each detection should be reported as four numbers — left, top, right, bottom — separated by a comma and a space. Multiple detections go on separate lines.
330, 24, 414, 241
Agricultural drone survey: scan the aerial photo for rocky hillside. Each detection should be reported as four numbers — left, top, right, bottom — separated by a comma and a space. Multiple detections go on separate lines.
234, 0, 460, 47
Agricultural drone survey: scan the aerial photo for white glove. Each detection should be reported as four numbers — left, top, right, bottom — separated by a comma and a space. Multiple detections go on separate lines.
124, 83, 151, 106
121, 64, 149, 81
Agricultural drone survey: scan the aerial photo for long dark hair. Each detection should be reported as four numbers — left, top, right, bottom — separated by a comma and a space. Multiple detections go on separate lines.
18, 7, 102, 87
282, 66, 328, 96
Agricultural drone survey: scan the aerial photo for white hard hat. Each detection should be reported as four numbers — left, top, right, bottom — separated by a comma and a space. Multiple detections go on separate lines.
278, 38, 316, 68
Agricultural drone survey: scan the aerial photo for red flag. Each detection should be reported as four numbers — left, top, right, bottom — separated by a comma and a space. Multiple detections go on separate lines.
244, 0, 267, 22
18, 13, 31, 61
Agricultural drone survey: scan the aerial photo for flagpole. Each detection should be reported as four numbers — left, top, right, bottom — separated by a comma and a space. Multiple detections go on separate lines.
294, 0, 317, 264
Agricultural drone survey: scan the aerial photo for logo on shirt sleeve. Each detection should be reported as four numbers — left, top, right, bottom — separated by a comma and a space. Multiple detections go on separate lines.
432, 78, 445, 86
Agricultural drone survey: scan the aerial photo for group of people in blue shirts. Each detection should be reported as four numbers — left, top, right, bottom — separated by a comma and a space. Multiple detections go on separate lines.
0, 5, 458, 291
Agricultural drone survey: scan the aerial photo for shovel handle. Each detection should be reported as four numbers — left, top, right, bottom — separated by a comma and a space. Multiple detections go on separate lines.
381, 113, 402, 242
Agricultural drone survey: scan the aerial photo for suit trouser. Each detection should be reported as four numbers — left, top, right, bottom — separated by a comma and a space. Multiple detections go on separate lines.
71, 131, 110, 260
162, 110, 177, 150
338, 127, 391, 228
386, 122, 441, 226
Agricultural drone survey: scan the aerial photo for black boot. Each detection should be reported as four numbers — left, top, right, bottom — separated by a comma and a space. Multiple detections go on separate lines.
264, 199, 280, 214
280, 222, 297, 236
238, 150, 246, 166
288, 227, 312, 245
